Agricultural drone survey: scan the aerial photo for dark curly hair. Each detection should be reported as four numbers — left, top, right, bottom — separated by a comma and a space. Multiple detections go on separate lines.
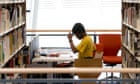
72, 23, 86, 34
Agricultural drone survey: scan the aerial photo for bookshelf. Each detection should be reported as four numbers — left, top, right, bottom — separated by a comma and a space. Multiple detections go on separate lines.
0, 0, 29, 79
122, 0, 140, 80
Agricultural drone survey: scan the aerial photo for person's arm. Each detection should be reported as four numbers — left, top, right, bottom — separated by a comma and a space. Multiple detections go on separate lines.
67, 33, 78, 53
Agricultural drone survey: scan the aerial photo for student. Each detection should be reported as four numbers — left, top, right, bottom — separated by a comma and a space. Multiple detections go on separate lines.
67, 23, 96, 59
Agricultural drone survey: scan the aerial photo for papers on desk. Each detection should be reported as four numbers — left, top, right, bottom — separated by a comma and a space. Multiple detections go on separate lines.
32, 48, 78, 63
39, 48, 74, 57
32, 52, 77, 63
57, 53, 75, 64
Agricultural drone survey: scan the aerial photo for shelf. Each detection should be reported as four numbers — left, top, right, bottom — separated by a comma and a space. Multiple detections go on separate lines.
0, 0, 25, 4
128, 73, 136, 79
122, 59, 136, 79
123, 22, 140, 32
122, 0, 140, 80
0, 44, 25, 68
0, 22, 25, 37
122, 43, 135, 56
136, 57, 140, 62
122, 63, 127, 68
0, 0, 27, 80
123, 0, 140, 4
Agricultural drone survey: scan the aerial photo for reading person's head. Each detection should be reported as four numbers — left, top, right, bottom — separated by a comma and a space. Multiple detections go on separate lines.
72, 23, 86, 39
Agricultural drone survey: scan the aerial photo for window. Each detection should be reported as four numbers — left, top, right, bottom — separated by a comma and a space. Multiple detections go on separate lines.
29, 0, 121, 47
35, 0, 121, 29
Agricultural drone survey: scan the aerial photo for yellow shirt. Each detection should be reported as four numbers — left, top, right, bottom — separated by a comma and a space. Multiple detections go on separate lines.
76, 35, 96, 59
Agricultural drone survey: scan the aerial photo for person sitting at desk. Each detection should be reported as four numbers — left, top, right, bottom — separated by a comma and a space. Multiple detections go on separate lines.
67, 22, 96, 59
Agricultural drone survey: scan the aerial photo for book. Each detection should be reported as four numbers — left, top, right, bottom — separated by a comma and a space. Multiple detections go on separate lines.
3, 35, 10, 62
0, 39, 4, 64
136, 7, 140, 30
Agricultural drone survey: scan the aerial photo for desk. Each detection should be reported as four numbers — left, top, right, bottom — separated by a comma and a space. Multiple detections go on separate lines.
32, 48, 77, 63
31, 48, 77, 84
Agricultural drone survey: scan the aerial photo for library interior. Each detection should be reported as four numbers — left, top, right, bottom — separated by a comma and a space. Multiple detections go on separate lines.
0, 0, 140, 84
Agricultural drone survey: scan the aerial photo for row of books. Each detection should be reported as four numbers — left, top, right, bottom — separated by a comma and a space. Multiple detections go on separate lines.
122, 47, 137, 79
3, 48, 30, 79
0, 4, 25, 33
123, 4, 140, 29
122, 25, 140, 56
123, 0, 140, 3
0, 0, 26, 80
122, 0, 140, 80
122, 26, 135, 54
0, 27, 24, 65
122, 47, 140, 79
0, 0, 25, 2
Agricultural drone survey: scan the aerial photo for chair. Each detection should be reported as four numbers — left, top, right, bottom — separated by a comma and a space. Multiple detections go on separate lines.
74, 44, 103, 84
93, 43, 104, 59
98, 34, 122, 79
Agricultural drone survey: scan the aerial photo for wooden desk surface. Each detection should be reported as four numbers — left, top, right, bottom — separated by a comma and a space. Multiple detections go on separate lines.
32, 55, 76, 63
32, 48, 78, 63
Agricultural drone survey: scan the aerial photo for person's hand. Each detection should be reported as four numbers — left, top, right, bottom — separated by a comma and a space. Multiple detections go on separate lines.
67, 32, 73, 41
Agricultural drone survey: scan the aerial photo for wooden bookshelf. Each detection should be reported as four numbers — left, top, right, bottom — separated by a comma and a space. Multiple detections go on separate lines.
0, 0, 29, 79
122, 0, 140, 80
122, 0, 140, 4
0, 0, 25, 4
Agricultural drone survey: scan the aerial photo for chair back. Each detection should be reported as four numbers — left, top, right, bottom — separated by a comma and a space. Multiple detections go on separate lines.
74, 58, 102, 78
93, 44, 104, 58
74, 44, 103, 78
99, 34, 121, 56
